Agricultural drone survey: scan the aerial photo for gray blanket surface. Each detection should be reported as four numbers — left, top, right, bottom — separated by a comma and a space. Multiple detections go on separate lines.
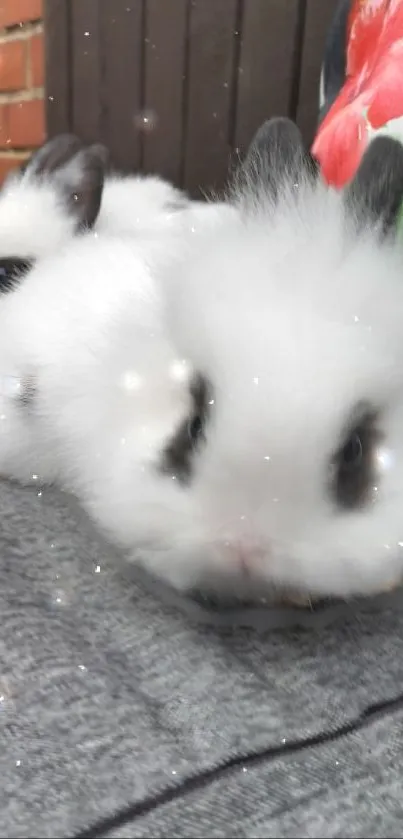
1, 477, 403, 838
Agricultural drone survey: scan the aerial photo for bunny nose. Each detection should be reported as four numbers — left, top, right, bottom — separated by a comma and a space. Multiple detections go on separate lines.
222, 538, 266, 575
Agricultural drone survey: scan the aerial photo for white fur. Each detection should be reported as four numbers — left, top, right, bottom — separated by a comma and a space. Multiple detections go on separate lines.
0, 153, 225, 273
3, 166, 403, 602
0, 163, 188, 257
0, 177, 76, 259
96, 173, 188, 238
160, 181, 403, 599
97, 174, 231, 253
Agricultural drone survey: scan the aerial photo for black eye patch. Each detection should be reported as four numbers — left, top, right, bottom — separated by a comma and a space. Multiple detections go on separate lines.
330, 404, 382, 510
0, 258, 33, 294
160, 373, 212, 484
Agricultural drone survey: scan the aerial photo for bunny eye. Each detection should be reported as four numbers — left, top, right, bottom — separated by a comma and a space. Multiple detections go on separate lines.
0, 257, 32, 294
340, 431, 363, 470
332, 406, 381, 510
188, 414, 203, 444
160, 373, 212, 484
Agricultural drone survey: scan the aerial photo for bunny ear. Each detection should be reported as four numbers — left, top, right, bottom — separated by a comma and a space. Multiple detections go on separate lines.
23, 136, 109, 230
22, 134, 84, 179
57, 143, 110, 230
343, 136, 403, 236
238, 117, 318, 200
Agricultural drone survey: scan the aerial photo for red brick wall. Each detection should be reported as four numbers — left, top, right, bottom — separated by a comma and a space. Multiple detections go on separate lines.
0, 0, 44, 183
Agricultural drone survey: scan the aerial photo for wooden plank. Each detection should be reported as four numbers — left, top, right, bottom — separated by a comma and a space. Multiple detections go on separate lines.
296, 0, 340, 145
142, 0, 187, 187
44, 0, 71, 136
100, 0, 143, 173
183, 0, 239, 196
234, 0, 301, 155
71, 0, 102, 144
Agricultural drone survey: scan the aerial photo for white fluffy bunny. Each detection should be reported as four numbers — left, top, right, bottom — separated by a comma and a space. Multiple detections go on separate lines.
0, 132, 193, 264
0, 135, 109, 287
0, 130, 226, 294
3, 116, 403, 604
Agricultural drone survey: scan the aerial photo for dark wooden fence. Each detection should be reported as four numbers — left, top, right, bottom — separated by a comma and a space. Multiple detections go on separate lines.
45, 0, 338, 196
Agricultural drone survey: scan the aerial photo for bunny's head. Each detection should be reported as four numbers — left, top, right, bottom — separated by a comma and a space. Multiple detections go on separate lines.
117, 119, 403, 602
0, 134, 108, 291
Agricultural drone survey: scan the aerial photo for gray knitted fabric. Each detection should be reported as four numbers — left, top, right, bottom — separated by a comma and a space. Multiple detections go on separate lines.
1, 477, 403, 838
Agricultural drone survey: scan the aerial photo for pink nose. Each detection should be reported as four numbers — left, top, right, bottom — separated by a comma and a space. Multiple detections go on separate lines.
222, 539, 265, 575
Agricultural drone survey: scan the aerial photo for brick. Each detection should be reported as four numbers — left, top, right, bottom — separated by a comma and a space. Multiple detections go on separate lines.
0, 0, 42, 30
0, 104, 10, 148
29, 32, 43, 87
0, 153, 27, 183
0, 39, 26, 92
7, 97, 45, 148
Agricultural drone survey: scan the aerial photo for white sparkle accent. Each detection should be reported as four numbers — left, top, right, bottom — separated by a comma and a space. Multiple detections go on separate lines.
253, 377, 259, 385
94, 565, 101, 574
376, 448, 393, 471
169, 359, 190, 383
84, 30, 90, 36
133, 109, 158, 132
264, 455, 270, 461
15, 760, 21, 767
398, 542, 403, 548
354, 315, 360, 323
32, 474, 38, 481
78, 665, 87, 671
121, 371, 143, 391
242, 767, 248, 773
171, 770, 177, 775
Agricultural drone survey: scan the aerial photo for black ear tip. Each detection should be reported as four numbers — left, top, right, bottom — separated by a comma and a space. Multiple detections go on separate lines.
257, 116, 303, 140
352, 135, 403, 191
238, 115, 316, 201
345, 135, 403, 234
68, 144, 109, 230
247, 116, 304, 157
38, 133, 84, 159
361, 133, 403, 157
88, 143, 110, 170
25, 133, 84, 178
47, 133, 83, 150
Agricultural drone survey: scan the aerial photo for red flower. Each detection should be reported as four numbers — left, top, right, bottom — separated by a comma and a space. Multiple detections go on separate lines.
312, 0, 403, 188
